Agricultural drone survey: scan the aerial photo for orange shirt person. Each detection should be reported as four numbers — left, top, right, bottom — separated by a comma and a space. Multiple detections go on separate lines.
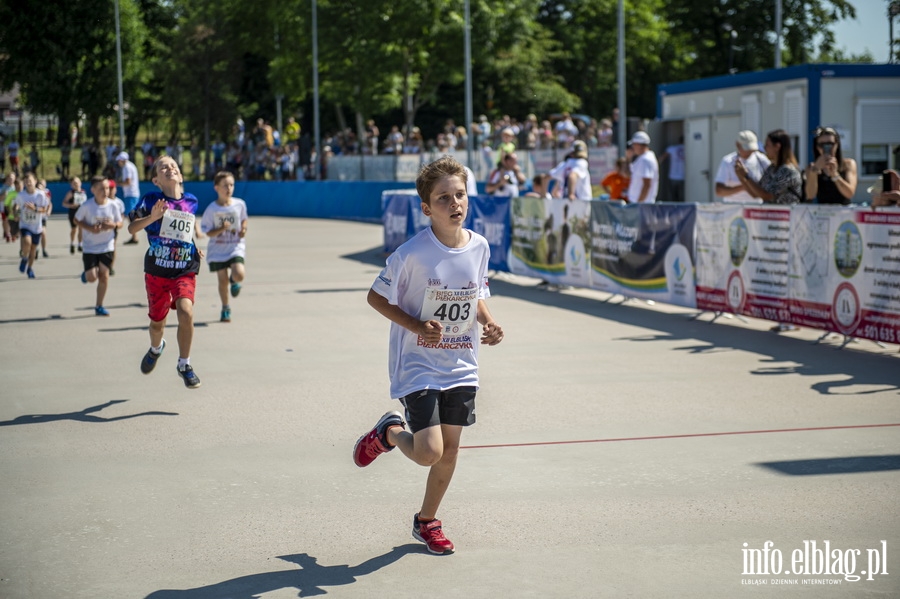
601, 157, 631, 201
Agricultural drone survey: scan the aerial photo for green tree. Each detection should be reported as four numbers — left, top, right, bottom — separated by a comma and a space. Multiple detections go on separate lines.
0, 0, 146, 147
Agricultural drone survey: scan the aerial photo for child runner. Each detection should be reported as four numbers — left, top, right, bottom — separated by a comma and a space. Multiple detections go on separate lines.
13, 172, 50, 278
4, 176, 23, 242
200, 171, 248, 323
75, 176, 123, 316
127, 155, 202, 389
352, 155, 504, 555
62, 176, 88, 253
107, 178, 125, 276
36, 178, 52, 258
1, 172, 15, 242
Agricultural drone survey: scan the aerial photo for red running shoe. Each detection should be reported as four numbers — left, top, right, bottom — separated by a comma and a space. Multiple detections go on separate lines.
352, 411, 404, 467
412, 514, 455, 555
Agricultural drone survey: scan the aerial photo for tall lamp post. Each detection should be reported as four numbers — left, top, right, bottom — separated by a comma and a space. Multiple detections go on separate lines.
890, 1, 900, 64
114, 0, 126, 150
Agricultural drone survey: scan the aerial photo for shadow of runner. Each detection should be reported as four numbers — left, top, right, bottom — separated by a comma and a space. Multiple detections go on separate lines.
145, 545, 420, 598
0, 399, 178, 426
757, 455, 900, 475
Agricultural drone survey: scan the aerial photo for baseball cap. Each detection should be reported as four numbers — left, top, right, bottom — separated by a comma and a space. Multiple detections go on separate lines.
630, 131, 651, 145
572, 140, 588, 157
736, 131, 759, 151
116, 151, 129, 161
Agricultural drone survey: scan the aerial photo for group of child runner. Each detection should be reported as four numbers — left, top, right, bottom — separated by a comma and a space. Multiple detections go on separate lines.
7, 153, 501, 555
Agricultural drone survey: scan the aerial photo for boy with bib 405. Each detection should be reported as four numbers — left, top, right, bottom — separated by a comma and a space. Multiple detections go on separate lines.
127, 156, 202, 389
353, 155, 504, 555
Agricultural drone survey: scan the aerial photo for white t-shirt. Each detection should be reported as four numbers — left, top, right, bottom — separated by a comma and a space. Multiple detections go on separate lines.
14, 190, 50, 234
549, 157, 592, 200
371, 227, 491, 399
120, 161, 140, 198
627, 151, 660, 203
488, 168, 520, 198
715, 151, 771, 203
200, 198, 248, 264
75, 199, 124, 254
664, 144, 685, 180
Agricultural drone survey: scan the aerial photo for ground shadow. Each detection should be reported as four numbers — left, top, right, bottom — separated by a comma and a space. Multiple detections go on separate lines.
0, 303, 146, 325
295, 287, 371, 295
144, 545, 420, 598
480, 276, 900, 397
340, 246, 900, 396
340, 245, 387, 268
0, 399, 178, 426
99, 322, 210, 333
757, 455, 900, 475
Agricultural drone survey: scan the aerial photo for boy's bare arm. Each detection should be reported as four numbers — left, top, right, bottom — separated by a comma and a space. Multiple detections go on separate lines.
367, 288, 442, 343
127, 199, 167, 235
477, 299, 503, 345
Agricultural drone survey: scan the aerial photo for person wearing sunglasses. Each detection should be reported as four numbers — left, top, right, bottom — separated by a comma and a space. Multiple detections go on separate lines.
804, 127, 857, 205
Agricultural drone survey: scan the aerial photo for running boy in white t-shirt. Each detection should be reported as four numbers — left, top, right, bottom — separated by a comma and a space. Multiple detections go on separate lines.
75, 176, 124, 316
353, 155, 504, 555
13, 172, 50, 278
200, 171, 248, 323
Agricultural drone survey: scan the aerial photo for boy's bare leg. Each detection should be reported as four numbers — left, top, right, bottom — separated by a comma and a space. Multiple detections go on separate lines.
387, 423, 463, 519
419, 424, 463, 520
230, 262, 245, 283
149, 317, 166, 348
96, 265, 110, 306
175, 297, 194, 359
217, 270, 229, 307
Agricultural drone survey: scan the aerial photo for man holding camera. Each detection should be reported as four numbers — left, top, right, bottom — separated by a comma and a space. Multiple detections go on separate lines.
486, 152, 525, 198
804, 126, 857, 205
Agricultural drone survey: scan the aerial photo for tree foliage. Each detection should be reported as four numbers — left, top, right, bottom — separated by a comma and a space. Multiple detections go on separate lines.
0, 0, 879, 147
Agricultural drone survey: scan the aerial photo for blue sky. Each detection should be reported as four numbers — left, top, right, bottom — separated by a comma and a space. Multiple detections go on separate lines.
830, 1, 894, 63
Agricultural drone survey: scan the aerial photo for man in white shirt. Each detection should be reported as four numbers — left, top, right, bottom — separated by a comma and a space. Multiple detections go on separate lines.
659, 137, 685, 202
627, 131, 659, 203
549, 140, 592, 200
116, 151, 142, 244
715, 131, 771, 204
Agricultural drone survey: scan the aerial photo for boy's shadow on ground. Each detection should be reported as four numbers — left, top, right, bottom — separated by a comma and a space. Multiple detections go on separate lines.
0, 399, 177, 426
145, 545, 420, 598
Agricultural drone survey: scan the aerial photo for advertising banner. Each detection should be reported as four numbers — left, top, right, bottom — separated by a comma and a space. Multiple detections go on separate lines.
469, 195, 511, 272
788, 206, 900, 342
589, 203, 697, 307
508, 196, 593, 286
695, 205, 793, 321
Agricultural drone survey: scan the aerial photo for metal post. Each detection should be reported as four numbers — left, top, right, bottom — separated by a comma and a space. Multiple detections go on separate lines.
312, 0, 321, 180
617, 0, 626, 154
774, 0, 782, 68
114, 0, 126, 149
464, 0, 473, 171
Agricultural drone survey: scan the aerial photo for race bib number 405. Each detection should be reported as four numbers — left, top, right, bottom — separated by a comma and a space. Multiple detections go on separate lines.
422, 287, 478, 335
160, 209, 195, 242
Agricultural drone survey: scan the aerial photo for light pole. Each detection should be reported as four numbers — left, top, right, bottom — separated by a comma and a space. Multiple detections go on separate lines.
723, 24, 738, 74
114, 0, 126, 150
890, 1, 900, 64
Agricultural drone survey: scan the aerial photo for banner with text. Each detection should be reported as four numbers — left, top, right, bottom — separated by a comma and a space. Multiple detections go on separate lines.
787, 205, 900, 343
589, 203, 697, 307
695, 205, 793, 322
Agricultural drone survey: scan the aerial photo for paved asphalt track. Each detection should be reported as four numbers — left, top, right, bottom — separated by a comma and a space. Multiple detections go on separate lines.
1, 215, 898, 598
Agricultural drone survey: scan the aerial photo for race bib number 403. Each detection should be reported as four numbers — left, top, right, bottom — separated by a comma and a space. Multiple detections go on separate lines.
160, 209, 195, 242
422, 287, 478, 335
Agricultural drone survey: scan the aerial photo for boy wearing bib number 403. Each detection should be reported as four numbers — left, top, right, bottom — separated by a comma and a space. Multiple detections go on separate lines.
127, 156, 202, 389
353, 155, 504, 555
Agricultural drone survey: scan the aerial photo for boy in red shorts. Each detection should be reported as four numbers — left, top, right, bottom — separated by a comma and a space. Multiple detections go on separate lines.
127, 155, 202, 388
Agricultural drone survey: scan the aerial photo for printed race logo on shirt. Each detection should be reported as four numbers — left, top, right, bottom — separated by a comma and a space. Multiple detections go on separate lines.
159, 209, 195, 242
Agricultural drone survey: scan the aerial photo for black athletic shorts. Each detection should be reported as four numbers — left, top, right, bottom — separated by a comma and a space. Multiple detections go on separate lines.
399, 386, 476, 433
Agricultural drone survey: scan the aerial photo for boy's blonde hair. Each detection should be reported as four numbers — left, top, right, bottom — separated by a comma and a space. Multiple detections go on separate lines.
415, 155, 467, 204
